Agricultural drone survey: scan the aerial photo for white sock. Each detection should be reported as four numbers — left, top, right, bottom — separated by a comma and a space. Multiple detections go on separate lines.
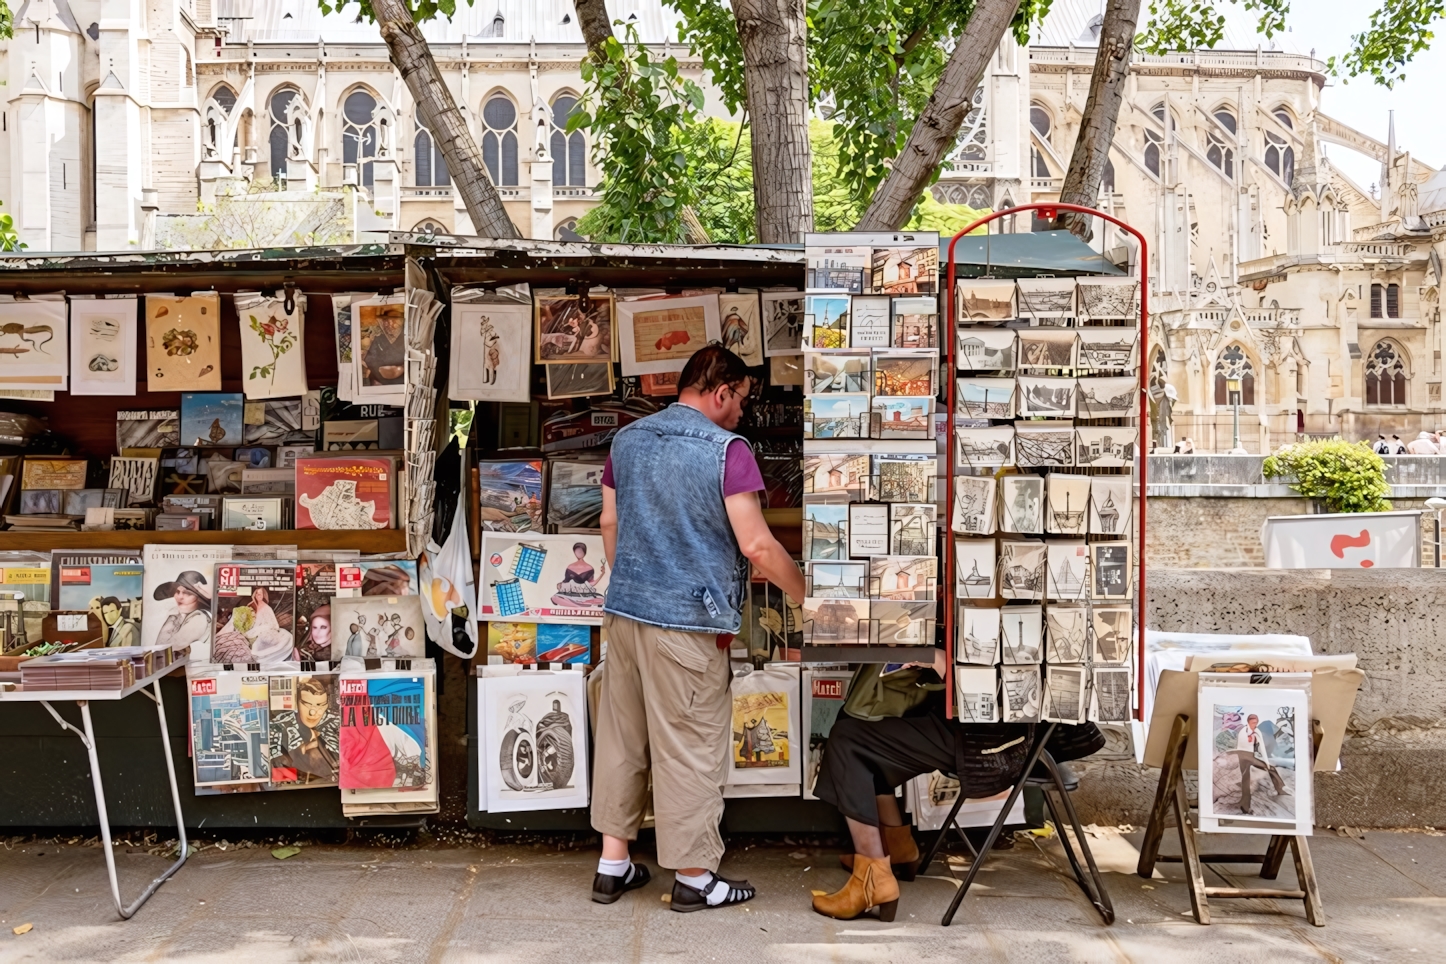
676, 871, 726, 905
599, 857, 632, 879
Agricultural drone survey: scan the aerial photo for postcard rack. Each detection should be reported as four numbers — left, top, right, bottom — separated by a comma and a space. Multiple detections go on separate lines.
944, 203, 1150, 723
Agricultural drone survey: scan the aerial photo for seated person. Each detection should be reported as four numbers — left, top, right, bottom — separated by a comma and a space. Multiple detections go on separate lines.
809, 649, 1105, 921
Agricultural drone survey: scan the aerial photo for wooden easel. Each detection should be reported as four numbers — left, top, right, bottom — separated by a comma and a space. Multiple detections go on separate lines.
1136, 712, 1324, 926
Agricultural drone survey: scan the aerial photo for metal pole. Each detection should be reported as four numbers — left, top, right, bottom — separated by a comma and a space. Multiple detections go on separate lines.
1232, 399, 1241, 452
1436, 514, 1440, 568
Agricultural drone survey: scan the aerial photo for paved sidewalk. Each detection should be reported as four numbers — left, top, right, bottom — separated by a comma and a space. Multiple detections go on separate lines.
1, 827, 1443, 962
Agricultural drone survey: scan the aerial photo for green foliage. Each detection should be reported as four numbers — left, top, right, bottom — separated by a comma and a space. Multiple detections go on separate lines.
906, 193, 991, 235
1329, 0, 1445, 88
571, 24, 710, 244
1262, 439, 1393, 514
0, 201, 23, 252
1137, 0, 1289, 53
0, 2, 11, 41
687, 120, 758, 245
319, 0, 461, 31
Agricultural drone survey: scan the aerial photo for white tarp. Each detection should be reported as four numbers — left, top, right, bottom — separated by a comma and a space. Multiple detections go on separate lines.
1261, 511, 1422, 569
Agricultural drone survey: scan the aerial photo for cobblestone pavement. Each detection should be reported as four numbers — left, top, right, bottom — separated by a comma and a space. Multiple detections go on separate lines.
1, 827, 1442, 962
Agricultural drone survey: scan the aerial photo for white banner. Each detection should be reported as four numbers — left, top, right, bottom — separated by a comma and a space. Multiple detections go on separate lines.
1261, 511, 1422, 569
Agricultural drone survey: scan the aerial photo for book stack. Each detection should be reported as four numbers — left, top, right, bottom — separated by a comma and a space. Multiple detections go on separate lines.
21, 650, 140, 691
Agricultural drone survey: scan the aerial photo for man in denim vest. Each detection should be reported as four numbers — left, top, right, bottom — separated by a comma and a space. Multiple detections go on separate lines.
590, 345, 807, 912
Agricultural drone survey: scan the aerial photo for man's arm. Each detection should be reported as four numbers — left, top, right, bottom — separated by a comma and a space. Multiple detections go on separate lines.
600, 484, 618, 569
725, 491, 807, 601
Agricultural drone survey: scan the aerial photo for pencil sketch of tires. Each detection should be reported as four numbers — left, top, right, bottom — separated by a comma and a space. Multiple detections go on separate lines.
535, 698, 575, 790
499, 696, 536, 791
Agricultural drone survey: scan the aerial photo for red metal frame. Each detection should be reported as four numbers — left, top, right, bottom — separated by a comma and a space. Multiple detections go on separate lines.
944, 203, 1149, 721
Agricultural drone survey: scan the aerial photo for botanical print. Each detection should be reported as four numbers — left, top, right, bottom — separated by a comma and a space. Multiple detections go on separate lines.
331, 595, 426, 659
234, 292, 307, 399
1043, 665, 1087, 724
805, 393, 869, 439
952, 474, 997, 536
807, 561, 867, 598
146, 294, 222, 392
890, 502, 936, 556
804, 294, 851, 349
955, 425, 1014, 467
545, 361, 614, 399
999, 475, 1044, 534
1015, 422, 1075, 468
353, 295, 407, 397
869, 555, 937, 601
1045, 606, 1089, 663
481, 670, 589, 813
719, 292, 764, 366
872, 396, 932, 439
69, 297, 137, 396
804, 500, 849, 561
999, 605, 1043, 664
1077, 278, 1141, 321
1015, 278, 1076, 319
957, 605, 1000, 665
953, 537, 996, 600
1018, 375, 1078, 417
535, 291, 614, 364
890, 296, 938, 349
1092, 666, 1132, 722
954, 279, 1016, 322
1198, 684, 1310, 834
871, 600, 933, 645
956, 328, 1017, 372
1076, 426, 1137, 467
802, 597, 869, 645
848, 295, 891, 348
1001, 666, 1042, 722
732, 689, 793, 768
1018, 328, 1078, 370
1091, 541, 1132, 600
479, 533, 609, 625
1089, 477, 1133, 537
761, 291, 805, 356
1045, 474, 1091, 535
450, 299, 533, 402
873, 352, 935, 396
1046, 540, 1090, 601
1077, 376, 1138, 418
1076, 326, 1139, 370
617, 294, 719, 375
998, 540, 1046, 600
805, 351, 870, 393
870, 246, 938, 294
955, 666, 1000, 722
1091, 607, 1133, 663
803, 453, 870, 500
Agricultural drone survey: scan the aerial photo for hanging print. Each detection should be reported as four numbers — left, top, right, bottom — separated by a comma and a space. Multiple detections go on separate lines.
235, 292, 308, 399
0, 298, 68, 391
450, 290, 532, 402
69, 296, 137, 396
146, 294, 222, 392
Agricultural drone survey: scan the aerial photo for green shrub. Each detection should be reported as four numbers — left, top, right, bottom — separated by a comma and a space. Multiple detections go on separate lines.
1262, 439, 1392, 513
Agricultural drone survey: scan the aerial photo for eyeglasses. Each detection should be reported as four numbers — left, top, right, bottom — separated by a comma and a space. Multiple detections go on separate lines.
723, 381, 758, 407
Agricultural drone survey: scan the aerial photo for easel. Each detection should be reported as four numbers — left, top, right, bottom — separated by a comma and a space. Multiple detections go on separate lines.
1135, 667, 1363, 926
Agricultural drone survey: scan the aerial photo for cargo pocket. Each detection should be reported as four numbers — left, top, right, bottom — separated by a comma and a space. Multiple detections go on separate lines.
654, 630, 719, 714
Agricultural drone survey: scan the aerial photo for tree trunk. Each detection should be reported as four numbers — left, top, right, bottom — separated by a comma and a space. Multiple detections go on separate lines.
854, 0, 1020, 232
574, 0, 616, 55
371, 0, 519, 239
731, 0, 813, 244
1055, 0, 1141, 238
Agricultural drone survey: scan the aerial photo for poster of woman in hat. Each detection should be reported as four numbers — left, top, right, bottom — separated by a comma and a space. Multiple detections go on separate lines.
153, 569, 213, 650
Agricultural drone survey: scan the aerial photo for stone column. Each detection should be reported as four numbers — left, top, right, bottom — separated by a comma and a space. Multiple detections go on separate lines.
531, 158, 554, 240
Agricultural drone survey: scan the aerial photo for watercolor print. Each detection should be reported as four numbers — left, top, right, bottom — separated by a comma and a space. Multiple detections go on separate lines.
805, 351, 871, 393
999, 540, 1046, 600
955, 425, 1014, 467
146, 294, 222, 392
954, 537, 996, 600
872, 396, 933, 439
890, 296, 938, 350
875, 455, 935, 503
999, 474, 1044, 534
1076, 326, 1139, 370
870, 246, 938, 295
1089, 476, 1133, 537
535, 290, 614, 365
956, 328, 1017, 372
872, 600, 933, 645
954, 279, 1015, 322
802, 597, 870, 646
762, 290, 806, 357
1045, 605, 1088, 663
952, 474, 997, 536
1046, 540, 1090, 601
806, 244, 868, 292
1077, 376, 1138, 418
869, 555, 937, 601
804, 294, 851, 349
803, 453, 870, 500
1077, 278, 1141, 322
719, 292, 764, 366
1002, 666, 1042, 722
0, 298, 68, 391
956, 376, 1016, 418
69, 296, 137, 396
804, 499, 849, 561
805, 393, 870, 439
1018, 375, 1078, 418
617, 294, 720, 376
955, 666, 1001, 723
999, 605, 1043, 664
957, 605, 1000, 665
450, 297, 533, 402
235, 292, 308, 399
807, 560, 867, 598
352, 294, 407, 397
873, 352, 935, 397
732, 687, 794, 769
1015, 278, 1076, 319
1045, 473, 1091, 535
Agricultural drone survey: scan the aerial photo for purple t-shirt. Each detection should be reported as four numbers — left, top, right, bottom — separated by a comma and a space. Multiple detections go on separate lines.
601, 439, 765, 498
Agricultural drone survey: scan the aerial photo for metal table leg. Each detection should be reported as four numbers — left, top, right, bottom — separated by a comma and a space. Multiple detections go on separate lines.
40, 686, 189, 920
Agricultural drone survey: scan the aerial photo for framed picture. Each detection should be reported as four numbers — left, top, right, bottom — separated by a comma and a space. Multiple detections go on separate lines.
718, 292, 764, 366
479, 533, 609, 625
1045, 605, 1089, 663
761, 291, 805, 357
999, 474, 1044, 534
69, 296, 137, 396
956, 605, 1000, 665
953, 537, 996, 600
954, 279, 1015, 322
998, 540, 1045, 600
951, 474, 997, 536
451, 296, 534, 402
1090, 540, 1132, 600
1197, 680, 1312, 835
805, 350, 871, 393
999, 604, 1043, 664
535, 290, 614, 365
956, 328, 1017, 372
545, 362, 615, 399
1046, 540, 1090, 601
1077, 326, 1139, 371
1018, 375, 1078, 417
1015, 278, 1076, 321
1077, 426, 1138, 468
955, 376, 1016, 418
1077, 376, 1138, 418
1045, 474, 1091, 535
615, 294, 718, 375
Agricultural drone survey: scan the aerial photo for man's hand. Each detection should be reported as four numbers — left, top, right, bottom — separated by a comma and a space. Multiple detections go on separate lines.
725, 492, 807, 602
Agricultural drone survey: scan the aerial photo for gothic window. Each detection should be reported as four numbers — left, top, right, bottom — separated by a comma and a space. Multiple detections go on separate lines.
550, 94, 586, 187
1388, 283, 1400, 318
1207, 108, 1235, 177
1031, 146, 1051, 178
1030, 104, 1051, 139
413, 219, 446, 234
1102, 157, 1116, 193
951, 86, 988, 165
1145, 103, 1170, 179
1265, 109, 1295, 184
1371, 283, 1382, 317
268, 89, 299, 180
414, 125, 450, 187
343, 89, 379, 187
212, 85, 236, 115
1371, 283, 1402, 319
483, 11, 505, 37
1365, 340, 1408, 406
481, 94, 518, 186
1213, 344, 1255, 406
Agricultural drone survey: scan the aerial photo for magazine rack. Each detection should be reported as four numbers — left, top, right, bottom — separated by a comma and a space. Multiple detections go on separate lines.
1136, 667, 1363, 925
0, 658, 190, 919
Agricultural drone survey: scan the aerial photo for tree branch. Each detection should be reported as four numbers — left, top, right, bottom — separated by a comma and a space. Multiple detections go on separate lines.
573, 0, 616, 58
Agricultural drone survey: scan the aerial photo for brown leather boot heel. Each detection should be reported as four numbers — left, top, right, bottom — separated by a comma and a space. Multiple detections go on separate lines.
812, 855, 901, 921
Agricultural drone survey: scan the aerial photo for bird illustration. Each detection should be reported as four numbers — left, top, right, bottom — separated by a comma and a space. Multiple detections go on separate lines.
208, 418, 227, 443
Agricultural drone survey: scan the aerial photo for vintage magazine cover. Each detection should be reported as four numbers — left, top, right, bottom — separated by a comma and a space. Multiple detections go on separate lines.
189, 671, 271, 786
49, 551, 145, 647
479, 533, 609, 625
336, 560, 419, 597
209, 562, 297, 664
268, 672, 341, 788
546, 460, 606, 530
294, 562, 338, 662
295, 456, 393, 529
140, 544, 233, 652
725, 664, 802, 793
339, 670, 438, 811
477, 460, 544, 533
802, 669, 851, 800
330, 595, 425, 660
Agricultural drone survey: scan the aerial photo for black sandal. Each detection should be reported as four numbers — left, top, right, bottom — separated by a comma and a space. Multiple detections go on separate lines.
592, 862, 652, 904
670, 872, 756, 913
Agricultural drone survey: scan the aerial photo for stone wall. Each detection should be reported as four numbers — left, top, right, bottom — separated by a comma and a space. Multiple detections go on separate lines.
1075, 568, 1446, 828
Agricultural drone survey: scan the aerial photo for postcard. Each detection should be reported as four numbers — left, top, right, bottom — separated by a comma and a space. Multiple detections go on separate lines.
889, 503, 936, 556
998, 540, 1046, 600
805, 351, 870, 394
181, 393, 245, 447
956, 328, 1017, 372
999, 604, 1043, 664
1089, 476, 1132, 536
891, 296, 938, 349
955, 426, 1014, 467
955, 666, 1000, 722
1077, 376, 1138, 418
1091, 541, 1132, 600
869, 555, 937, 600
847, 503, 889, 558
1015, 278, 1076, 320
146, 294, 221, 392
803, 453, 870, 500
805, 393, 869, 439
956, 377, 1016, 418
1015, 421, 1075, 468
804, 499, 849, 561
761, 291, 806, 357
1045, 605, 1089, 663
957, 606, 1000, 665
352, 294, 408, 399
873, 351, 935, 397
1002, 666, 1041, 722
954, 538, 996, 600
952, 474, 997, 536
849, 295, 891, 347
803, 294, 851, 350
872, 396, 932, 439
1018, 328, 1078, 370
1077, 326, 1139, 370
874, 454, 935, 503
719, 292, 764, 366
1076, 425, 1137, 468
1093, 666, 1133, 722
802, 597, 870, 646
69, 297, 137, 396
871, 247, 938, 295
955, 279, 1015, 322
1091, 607, 1133, 664
1046, 540, 1090, 601
1018, 375, 1077, 417
1077, 278, 1140, 322
807, 561, 867, 598
999, 474, 1044, 534
871, 600, 934, 646
1043, 665, 1088, 724
806, 245, 869, 293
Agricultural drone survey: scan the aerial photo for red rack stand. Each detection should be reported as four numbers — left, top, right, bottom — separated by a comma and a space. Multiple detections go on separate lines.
944, 203, 1150, 721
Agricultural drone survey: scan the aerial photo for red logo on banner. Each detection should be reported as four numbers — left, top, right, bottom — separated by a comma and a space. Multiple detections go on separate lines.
59, 566, 91, 585
340, 679, 367, 696
337, 566, 362, 590
191, 678, 217, 696
813, 678, 845, 699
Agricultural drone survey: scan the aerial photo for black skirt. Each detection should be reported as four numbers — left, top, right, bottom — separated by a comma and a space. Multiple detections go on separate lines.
812, 713, 1105, 826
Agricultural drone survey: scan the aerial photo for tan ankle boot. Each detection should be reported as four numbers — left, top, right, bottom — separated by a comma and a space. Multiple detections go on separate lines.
839, 825, 920, 881
812, 855, 900, 921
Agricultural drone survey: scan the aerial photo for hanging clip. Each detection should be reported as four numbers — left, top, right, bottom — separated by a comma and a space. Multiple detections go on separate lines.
283, 283, 297, 315
577, 285, 591, 314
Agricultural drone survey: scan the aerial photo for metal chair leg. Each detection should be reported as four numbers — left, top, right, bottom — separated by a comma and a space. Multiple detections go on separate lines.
1041, 751, 1114, 924
917, 784, 971, 876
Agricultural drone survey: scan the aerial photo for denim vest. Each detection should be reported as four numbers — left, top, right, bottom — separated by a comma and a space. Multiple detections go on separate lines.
605, 403, 751, 633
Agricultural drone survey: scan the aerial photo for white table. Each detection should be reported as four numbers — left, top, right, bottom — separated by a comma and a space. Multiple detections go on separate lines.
0, 658, 189, 919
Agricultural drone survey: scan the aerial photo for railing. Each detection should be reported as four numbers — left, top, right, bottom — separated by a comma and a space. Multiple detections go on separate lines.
1029, 46, 1326, 74
1029, 177, 1062, 191
1340, 241, 1413, 257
